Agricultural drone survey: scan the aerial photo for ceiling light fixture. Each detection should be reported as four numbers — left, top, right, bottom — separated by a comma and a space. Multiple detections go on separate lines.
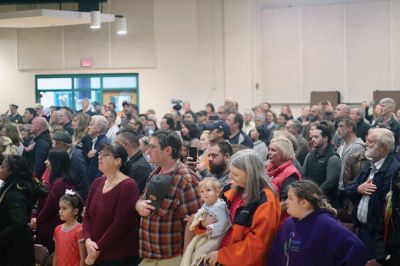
90, 10, 101, 29
115, 15, 127, 35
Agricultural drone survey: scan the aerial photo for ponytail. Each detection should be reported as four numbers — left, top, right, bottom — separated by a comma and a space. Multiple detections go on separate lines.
289, 180, 337, 216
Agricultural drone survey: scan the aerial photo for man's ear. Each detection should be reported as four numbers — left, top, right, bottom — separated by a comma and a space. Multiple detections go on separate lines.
224, 153, 231, 161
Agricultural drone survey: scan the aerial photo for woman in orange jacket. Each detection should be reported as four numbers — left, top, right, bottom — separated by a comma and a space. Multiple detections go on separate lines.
203, 149, 281, 266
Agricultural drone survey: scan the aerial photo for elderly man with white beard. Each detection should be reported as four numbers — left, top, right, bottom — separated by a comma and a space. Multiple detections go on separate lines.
346, 128, 400, 264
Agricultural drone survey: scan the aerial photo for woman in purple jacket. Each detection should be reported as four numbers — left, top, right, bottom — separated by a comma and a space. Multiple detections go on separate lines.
267, 180, 367, 266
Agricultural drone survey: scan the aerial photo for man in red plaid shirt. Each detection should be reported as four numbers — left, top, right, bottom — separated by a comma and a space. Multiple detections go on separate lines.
135, 129, 202, 266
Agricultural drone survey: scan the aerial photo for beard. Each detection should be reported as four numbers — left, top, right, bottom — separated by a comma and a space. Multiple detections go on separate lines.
365, 145, 378, 160
210, 161, 227, 176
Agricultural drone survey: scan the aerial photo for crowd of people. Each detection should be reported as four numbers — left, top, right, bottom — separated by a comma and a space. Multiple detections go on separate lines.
1, 96, 400, 266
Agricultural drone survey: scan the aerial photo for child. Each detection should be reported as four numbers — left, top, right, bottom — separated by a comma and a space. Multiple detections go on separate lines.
53, 189, 85, 266
181, 177, 231, 266
267, 180, 367, 266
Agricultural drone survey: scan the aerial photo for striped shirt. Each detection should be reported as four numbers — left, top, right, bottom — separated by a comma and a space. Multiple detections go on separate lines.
139, 162, 202, 259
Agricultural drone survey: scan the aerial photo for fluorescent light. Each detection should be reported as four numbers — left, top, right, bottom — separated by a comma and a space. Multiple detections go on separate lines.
90, 10, 101, 29
116, 15, 127, 35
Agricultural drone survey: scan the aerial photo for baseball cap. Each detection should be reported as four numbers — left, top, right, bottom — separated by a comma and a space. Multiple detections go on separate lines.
9, 104, 18, 109
144, 174, 173, 210
207, 120, 231, 139
35, 103, 43, 109
52, 131, 72, 144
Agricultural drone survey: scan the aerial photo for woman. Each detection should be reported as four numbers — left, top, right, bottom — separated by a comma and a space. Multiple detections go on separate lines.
1, 123, 23, 155
206, 103, 216, 119
83, 143, 140, 265
204, 149, 281, 266
35, 149, 76, 252
267, 180, 367, 266
19, 124, 34, 148
0, 155, 45, 265
280, 104, 293, 119
181, 120, 200, 148
249, 126, 268, 162
72, 112, 91, 159
266, 137, 301, 222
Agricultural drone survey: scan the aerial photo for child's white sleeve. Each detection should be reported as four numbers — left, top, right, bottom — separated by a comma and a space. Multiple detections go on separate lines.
207, 200, 231, 238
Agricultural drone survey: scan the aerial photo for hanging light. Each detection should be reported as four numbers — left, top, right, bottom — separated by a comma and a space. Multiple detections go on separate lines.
116, 15, 127, 35
90, 10, 101, 29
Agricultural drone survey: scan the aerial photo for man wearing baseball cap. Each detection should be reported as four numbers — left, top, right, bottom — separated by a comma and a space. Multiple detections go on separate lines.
207, 120, 231, 144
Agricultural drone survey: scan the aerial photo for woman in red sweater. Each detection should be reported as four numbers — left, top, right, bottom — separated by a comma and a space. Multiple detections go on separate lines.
266, 137, 302, 221
204, 149, 281, 266
83, 143, 140, 266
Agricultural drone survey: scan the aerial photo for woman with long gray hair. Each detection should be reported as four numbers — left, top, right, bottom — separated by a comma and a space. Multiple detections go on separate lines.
204, 149, 281, 266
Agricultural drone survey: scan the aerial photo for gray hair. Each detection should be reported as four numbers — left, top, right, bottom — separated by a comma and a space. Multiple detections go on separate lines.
230, 149, 276, 204
352, 107, 365, 119
243, 109, 254, 118
380, 97, 396, 111
372, 128, 395, 152
92, 115, 109, 134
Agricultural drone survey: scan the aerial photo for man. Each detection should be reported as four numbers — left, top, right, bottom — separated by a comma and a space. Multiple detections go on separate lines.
302, 124, 341, 204
8, 104, 23, 124
58, 107, 74, 135
79, 98, 95, 116
23, 107, 37, 124
285, 119, 309, 165
87, 115, 110, 183
207, 120, 230, 144
332, 104, 351, 147
346, 128, 400, 261
216, 106, 229, 121
115, 129, 152, 194
108, 102, 121, 126
350, 107, 371, 142
336, 119, 365, 209
121, 102, 136, 128
28, 117, 52, 178
198, 141, 233, 185
374, 97, 400, 148
196, 110, 208, 131
135, 129, 202, 265
243, 109, 255, 135
52, 130, 89, 200
226, 112, 253, 148
105, 110, 119, 143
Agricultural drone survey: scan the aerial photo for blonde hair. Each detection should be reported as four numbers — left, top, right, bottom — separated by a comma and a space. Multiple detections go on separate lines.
270, 137, 296, 161
198, 177, 222, 194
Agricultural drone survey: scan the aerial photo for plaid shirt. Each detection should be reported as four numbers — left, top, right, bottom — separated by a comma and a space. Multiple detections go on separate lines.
139, 162, 202, 259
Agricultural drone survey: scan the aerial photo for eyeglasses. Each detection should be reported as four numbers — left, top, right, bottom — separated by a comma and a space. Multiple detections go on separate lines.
98, 151, 115, 158
148, 144, 162, 150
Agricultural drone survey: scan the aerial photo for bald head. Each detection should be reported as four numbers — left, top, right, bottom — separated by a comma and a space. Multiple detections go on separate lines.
334, 104, 350, 120
31, 117, 49, 137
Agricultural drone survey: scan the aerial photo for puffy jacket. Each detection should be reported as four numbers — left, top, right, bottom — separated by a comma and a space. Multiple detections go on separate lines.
217, 185, 281, 266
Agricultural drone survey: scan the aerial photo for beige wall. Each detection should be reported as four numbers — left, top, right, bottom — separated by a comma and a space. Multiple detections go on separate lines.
1, 0, 399, 119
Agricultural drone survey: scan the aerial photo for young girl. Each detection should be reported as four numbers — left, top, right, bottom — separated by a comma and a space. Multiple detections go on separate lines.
181, 177, 231, 266
53, 190, 85, 266
267, 180, 367, 266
